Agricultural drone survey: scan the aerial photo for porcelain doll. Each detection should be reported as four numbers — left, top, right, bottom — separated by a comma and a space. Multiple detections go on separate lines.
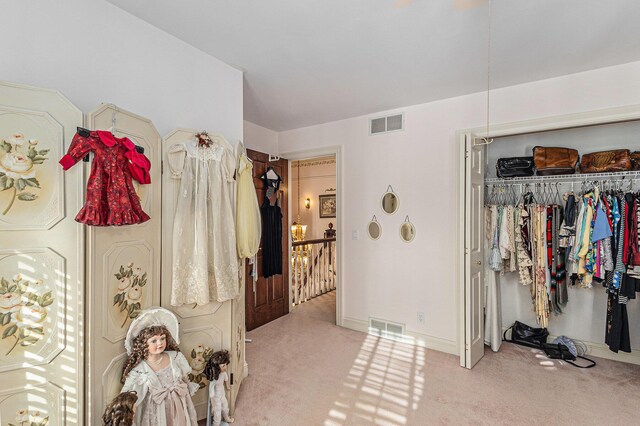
120, 307, 199, 426
103, 391, 138, 426
203, 350, 235, 426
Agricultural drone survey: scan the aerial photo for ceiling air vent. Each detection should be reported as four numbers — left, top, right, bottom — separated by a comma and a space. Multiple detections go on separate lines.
369, 113, 404, 135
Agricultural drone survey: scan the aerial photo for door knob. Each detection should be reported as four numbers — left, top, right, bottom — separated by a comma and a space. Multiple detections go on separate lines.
476, 260, 482, 265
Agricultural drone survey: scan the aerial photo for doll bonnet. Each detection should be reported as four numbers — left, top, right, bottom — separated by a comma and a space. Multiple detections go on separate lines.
124, 306, 180, 355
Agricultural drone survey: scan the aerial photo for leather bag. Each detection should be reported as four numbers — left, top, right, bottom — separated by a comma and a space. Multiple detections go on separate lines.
533, 146, 579, 176
631, 151, 640, 171
579, 149, 631, 173
503, 321, 549, 349
541, 342, 596, 368
496, 157, 535, 178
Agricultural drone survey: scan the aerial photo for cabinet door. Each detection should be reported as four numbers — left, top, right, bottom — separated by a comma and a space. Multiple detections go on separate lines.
85, 105, 162, 423
0, 81, 84, 424
161, 129, 241, 418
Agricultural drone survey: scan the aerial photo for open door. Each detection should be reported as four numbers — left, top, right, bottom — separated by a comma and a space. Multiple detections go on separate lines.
245, 149, 289, 331
463, 133, 485, 368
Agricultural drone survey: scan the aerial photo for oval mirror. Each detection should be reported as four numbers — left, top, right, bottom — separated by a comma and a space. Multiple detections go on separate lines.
368, 216, 382, 240
400, 217, 415, 243
381, 186, 399, 214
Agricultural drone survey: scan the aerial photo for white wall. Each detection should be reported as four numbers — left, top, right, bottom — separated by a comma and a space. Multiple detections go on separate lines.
244, 120, 279, 153
278, 61, 640, 352
1, 0, 243, 140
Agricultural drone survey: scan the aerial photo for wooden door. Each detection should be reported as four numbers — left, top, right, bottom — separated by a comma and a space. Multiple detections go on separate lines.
463, 133, 485, 369
0, 81, 84, 424
246, 149, 289, 331
85, 105, 163, 422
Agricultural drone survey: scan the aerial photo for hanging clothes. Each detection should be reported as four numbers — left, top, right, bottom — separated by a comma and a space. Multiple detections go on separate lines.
59, 130, 151, 226
236, 153, 261, 258
261, 169, 283, 278
484, 206, 502, 352
167, 137, 239, 306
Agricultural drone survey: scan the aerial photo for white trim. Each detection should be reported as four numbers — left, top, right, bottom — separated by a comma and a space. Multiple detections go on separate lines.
279, 145, 343, 327
456, 104, 640, 368
343, 317, 458, 355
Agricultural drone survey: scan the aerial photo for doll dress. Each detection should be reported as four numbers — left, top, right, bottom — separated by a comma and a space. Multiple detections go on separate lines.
139, 364, 198, 426
167, 138, 239, 305
121, 351, 199, 426
236, 153, 261, 258
59, 130, 151, 226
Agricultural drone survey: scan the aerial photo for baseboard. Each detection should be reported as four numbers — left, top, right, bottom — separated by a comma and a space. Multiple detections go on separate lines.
342, 316, 458, 356
502, 326, 640, 365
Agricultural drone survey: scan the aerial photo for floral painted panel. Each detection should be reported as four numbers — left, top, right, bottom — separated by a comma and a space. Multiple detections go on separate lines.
0, 109, 64, 230
0, 383, 62, 426
0, 249, 64, 372
187, 344, 214, 390
113, 262, 147, 329
102, 242, 154, 343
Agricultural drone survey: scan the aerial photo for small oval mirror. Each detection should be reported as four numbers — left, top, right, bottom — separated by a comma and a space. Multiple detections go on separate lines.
381, 187, 399, 215
368, 216, 382, 240
400, 217, 415, 243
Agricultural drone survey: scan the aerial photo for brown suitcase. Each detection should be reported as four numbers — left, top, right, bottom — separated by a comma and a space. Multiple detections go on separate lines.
579, 149, 631, 173
630, 151, 640, 171
533, 146, 579, 176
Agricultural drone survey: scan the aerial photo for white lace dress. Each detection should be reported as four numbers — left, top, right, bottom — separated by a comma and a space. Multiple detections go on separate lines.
168, 138, 239, 305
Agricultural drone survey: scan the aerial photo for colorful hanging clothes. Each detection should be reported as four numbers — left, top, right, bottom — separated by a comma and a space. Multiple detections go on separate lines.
59, 130, 151, 226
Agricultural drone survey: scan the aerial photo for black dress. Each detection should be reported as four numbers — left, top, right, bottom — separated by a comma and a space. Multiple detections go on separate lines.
261, 171, 283, 278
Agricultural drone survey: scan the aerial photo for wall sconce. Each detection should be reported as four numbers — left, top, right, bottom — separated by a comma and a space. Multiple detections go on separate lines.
305, 197, 311, 209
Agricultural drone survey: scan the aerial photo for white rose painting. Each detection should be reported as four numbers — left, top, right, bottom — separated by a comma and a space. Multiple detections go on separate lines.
0, 132, 49, 215
0, 274, 54, 356
113, 263, 147, 328
187, 344, 214, 390
7, 408, 49, 426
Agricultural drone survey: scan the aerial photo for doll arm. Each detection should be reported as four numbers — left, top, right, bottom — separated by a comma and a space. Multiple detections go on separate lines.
121, 369, 149, 407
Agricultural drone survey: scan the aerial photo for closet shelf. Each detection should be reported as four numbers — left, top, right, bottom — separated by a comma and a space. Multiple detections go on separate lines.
485, 170, 640, 184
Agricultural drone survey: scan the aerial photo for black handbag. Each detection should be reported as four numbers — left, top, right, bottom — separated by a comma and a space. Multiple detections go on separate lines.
503, 320, 549, 349
496, 157, 535, 178
542, 343, 596, 368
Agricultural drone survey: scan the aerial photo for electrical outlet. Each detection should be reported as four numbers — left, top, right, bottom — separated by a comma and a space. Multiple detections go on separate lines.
417, 312, 425, 324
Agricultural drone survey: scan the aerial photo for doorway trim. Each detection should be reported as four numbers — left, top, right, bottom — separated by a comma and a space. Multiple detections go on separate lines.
457, 104, 640, 368
279, 145, 343, 327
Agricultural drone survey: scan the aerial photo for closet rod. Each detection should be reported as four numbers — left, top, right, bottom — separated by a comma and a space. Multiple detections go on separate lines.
485, 170, 640, 184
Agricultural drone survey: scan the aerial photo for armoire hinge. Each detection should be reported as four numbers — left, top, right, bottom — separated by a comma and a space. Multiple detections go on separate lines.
161, 160, 164, 175
465, 150, 469, 158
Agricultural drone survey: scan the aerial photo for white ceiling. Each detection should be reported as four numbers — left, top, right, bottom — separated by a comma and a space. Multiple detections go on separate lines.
108, 0, 640, 131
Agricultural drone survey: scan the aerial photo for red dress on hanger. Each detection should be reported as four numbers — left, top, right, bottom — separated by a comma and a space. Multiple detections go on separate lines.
59, 130, 151, 226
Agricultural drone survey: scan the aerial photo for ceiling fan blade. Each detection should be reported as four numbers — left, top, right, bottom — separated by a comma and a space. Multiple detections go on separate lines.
393, 0, 413, 9
453, 0, 486, 11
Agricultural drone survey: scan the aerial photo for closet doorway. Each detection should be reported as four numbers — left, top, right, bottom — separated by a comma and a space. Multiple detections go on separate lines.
458, 105, 640, 369
245, 149, 289, 331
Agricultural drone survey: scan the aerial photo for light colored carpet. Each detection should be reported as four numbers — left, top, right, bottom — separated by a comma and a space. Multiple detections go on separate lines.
233, 291, 640, 425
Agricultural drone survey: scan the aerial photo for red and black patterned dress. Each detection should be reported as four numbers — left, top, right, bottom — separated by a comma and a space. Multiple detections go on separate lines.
59, 130, 151, 226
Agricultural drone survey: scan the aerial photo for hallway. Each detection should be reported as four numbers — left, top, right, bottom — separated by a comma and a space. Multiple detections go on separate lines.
232, 292, 640, 426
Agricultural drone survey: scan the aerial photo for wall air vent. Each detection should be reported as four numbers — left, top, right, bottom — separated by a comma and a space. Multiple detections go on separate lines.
368, 317, 406, 341
369, 113, 404, 135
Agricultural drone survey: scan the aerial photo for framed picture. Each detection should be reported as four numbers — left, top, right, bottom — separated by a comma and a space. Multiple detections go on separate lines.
319, 194, 336, 218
